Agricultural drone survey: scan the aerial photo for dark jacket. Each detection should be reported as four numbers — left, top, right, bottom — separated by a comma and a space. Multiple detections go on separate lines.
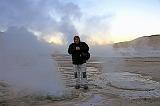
68, 42, 89, 65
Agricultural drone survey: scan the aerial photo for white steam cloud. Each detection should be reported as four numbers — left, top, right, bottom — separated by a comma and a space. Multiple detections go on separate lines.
0, 27, 65, 94
0, 0, 81, 43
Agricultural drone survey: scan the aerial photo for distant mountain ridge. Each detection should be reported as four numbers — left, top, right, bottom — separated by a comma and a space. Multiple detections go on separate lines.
113, 34, 160, 50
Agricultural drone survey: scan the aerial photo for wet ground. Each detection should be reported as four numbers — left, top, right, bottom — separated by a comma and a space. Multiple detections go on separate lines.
50, 54, 160, 106
1, 54, 160, 106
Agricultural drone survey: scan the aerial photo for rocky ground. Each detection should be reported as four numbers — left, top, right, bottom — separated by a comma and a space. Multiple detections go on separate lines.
1, 54, 160, 106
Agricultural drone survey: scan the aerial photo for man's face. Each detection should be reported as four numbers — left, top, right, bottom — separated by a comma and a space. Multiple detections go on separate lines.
74, 37, 80, 44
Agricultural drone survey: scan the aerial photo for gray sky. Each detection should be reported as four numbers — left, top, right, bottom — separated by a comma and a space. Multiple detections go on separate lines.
0, 0, 160, 45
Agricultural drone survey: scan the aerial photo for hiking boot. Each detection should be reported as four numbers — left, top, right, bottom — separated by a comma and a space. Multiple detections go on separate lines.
75, 85, 80, 89
84, 85, 88, 90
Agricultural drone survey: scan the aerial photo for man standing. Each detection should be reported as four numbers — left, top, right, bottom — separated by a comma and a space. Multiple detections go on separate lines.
68, 36, 89, 89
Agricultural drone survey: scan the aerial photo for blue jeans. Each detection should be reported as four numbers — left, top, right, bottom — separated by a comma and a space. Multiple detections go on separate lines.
73, 63, 87, 86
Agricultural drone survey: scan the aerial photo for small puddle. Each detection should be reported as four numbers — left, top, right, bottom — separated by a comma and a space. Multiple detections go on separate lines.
75, 94, 105, 106
93, 72, 160, 91
92, 72, 160, 99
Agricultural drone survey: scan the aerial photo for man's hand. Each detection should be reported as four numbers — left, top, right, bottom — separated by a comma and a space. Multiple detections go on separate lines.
76, 47, 80, 50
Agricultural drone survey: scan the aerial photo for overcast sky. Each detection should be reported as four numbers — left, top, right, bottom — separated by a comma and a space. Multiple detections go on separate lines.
0, 0, 160, 45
